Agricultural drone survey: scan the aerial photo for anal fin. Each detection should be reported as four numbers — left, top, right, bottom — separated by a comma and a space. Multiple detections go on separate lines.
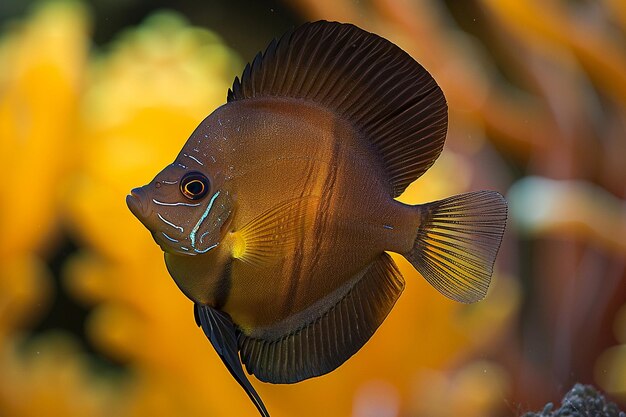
237, 253, 405, 384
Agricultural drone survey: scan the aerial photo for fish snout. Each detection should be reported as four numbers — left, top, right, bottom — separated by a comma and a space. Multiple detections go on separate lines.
127, 187, 149, 219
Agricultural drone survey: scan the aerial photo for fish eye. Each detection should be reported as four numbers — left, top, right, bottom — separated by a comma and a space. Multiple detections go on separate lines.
180, 172, 210, 200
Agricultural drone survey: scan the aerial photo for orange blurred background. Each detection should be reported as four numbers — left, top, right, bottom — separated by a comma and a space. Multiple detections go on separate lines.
1, 1, 625, 416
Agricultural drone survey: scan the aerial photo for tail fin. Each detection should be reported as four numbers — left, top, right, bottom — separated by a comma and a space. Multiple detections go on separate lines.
405, 191, 507, 303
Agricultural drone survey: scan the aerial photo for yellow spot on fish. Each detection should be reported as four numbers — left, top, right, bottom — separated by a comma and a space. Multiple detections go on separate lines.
231, 232, 246, 259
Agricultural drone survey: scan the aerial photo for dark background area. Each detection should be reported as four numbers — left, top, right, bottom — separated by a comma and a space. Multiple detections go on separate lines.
0, 0, 303, 60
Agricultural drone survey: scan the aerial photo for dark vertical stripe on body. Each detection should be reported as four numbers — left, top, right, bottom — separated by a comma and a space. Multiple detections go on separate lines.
213, 259, 233, 310
278, 158, 318, 316
308, 137, 340, 275
281, 131, 341, 316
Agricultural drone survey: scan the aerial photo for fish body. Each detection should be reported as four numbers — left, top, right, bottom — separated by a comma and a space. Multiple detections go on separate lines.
127, 21, 507, 417
163, 98, 415, 329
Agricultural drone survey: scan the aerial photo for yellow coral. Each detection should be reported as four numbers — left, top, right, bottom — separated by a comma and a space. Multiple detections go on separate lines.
0, 0, 86, 358
0, 3, 97, 416
0, 1, 86, 257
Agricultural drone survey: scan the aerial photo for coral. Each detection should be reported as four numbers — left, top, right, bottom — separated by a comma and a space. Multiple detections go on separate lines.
0, 3, 105, 416
522, 384, 625, 417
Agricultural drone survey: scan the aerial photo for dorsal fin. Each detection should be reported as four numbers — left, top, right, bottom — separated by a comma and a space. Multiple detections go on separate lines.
227, 21, 448, 197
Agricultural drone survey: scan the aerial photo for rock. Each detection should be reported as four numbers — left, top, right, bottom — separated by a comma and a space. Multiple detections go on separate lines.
522, 384, 624, 417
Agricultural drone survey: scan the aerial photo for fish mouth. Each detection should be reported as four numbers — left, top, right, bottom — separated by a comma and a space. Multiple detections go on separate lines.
126, 187, 149, 220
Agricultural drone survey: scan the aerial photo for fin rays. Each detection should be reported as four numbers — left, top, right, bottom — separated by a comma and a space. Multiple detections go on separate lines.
195, 305, 270, 417
406, 191, 507, 303
228, 20, 448, 197
238, 254, 405, 384
230, 196, 318, 267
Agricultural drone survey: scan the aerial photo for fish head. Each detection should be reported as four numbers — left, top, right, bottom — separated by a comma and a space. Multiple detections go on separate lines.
126, 160, 234, 256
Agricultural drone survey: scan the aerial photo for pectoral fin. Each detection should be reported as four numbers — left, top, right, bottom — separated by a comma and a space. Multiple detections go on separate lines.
194, 304, 270, 417
229, 196, 319, 267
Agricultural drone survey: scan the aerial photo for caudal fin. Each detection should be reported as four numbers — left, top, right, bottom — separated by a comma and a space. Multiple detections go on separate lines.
405, 191, 507, 303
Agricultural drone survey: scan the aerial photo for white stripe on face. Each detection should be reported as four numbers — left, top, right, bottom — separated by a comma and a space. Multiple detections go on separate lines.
152, 199, 201, 207
157, 213, 184, 233
189, 191, 221, 253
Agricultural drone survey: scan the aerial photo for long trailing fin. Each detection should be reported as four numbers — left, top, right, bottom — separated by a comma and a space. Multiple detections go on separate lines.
194, 304, 270, 417
405, 191, 507, 303
228, 21, 447, 197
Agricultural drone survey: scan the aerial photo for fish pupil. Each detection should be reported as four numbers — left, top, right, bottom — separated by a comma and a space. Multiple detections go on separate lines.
180, 172, 209, 200
187, 181, 203, 195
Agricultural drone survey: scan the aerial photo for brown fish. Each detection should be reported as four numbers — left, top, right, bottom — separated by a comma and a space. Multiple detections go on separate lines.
126, 21, 507, 417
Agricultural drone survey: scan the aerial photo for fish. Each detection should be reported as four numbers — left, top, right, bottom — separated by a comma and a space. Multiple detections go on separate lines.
126, 20, 507, 417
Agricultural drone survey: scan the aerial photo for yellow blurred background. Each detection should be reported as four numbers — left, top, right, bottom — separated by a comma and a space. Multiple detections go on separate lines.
0, 1, 625, 416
